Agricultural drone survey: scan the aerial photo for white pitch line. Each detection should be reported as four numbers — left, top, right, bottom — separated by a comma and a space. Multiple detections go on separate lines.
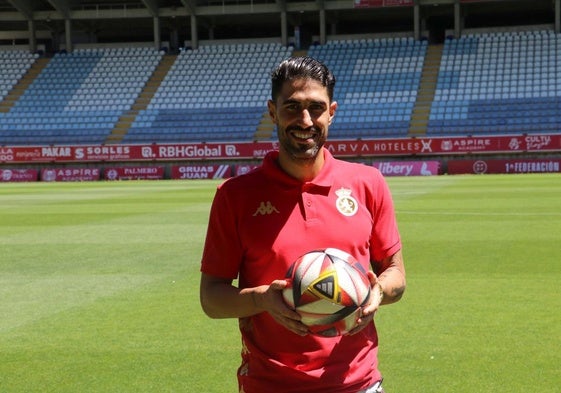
397, 210, 561, 217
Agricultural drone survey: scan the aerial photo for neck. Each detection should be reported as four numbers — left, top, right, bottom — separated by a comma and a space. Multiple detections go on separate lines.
277, 148, 325, 182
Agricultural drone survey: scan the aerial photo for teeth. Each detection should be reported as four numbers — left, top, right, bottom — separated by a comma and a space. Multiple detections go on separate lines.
293, 131, 313, 139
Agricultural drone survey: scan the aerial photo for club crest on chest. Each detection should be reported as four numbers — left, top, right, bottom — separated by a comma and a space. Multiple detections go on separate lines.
335, 187, 358, 217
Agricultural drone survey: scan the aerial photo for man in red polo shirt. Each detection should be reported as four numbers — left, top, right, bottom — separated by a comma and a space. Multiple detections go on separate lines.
200, 57, 406, 393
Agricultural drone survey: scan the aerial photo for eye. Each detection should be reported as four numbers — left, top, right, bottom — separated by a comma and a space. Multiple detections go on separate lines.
282, 102, 299, 112
309, 103, 326, 113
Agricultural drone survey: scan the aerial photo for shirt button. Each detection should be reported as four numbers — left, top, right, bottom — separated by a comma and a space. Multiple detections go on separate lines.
306, 199, 312, 206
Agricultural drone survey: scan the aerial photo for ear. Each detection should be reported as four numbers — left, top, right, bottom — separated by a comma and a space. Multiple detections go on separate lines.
328, 101, 337, 125
267, 100, 278, 124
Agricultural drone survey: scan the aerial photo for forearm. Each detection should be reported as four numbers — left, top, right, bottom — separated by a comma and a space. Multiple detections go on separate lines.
374, 250, 406, 305
200, 274, 267, 319
377, 267, 406, 305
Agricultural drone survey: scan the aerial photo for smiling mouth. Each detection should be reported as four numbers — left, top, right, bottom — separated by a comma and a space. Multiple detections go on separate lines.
291, 129, 317, 141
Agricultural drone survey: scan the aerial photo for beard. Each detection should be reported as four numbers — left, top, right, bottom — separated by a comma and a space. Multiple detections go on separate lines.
278, 125, 326, 164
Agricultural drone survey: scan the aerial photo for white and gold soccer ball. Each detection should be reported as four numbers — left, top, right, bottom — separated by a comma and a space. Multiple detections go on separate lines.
282, 248, 371, 337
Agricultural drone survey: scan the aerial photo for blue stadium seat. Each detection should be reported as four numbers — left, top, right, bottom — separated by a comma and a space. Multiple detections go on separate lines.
0, 47, 163, 145
124, 42, 293, 144
428, 30, 561, 136
308, 37, 426, 138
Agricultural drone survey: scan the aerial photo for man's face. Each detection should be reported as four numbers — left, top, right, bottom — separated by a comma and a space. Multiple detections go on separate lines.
268, 78, 337, 163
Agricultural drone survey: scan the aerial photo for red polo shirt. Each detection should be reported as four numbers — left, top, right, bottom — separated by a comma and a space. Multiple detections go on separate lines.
201, 148, 401, 393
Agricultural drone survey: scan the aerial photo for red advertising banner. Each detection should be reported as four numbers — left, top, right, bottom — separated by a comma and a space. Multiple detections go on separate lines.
448, 158, 561, 175
327, 134, 561, 157
1, 134, 560, 164
0, 168, 38, 182
40, 168, 100, 182
104, 166, 165, 180
170, 164, 232, 179
372, 160, 440, 176
0, 142, 278, 164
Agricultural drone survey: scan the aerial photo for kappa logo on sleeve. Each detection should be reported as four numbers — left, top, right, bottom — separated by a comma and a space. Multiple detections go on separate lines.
253, 201, 280, 216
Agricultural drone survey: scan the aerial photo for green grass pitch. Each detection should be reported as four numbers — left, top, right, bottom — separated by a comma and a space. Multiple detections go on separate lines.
1, 174, 560, 392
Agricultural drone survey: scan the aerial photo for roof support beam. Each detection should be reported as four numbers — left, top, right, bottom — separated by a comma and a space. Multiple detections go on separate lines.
141, 0, 159, 17
6, 0, 34, 20
46, 0, 70, 19
180, 0, 197, 15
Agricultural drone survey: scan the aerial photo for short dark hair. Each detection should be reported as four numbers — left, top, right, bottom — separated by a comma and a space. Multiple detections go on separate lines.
270, 56, 336, 102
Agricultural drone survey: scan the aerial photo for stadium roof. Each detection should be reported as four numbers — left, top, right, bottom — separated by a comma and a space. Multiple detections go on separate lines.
0, 0, 556, 49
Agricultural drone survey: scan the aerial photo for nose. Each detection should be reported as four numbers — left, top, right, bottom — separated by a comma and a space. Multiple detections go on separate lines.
298, 109, 313, 127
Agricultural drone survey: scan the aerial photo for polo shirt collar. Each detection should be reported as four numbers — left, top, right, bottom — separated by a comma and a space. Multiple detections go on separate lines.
261, 148, 334, 190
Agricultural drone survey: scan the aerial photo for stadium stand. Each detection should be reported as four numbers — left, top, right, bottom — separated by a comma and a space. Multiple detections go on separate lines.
308, 37, 427, 139
0, 50, 38, 103
2, 30, 561, 146
0, 47, 163, 145
428, 30, 561, 135
122, 42, 292, 143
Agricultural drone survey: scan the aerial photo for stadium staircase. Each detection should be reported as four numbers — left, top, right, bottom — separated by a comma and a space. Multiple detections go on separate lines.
409, 44, 442, 135
308, 38, 427, 139
105, 54, 177, 144
0, 55, 46, 113
3, 32, 561, 147
122, 43, 292, 144
254, 114, 276, 140
0, 47, 164, 145
250, 48, 307, 141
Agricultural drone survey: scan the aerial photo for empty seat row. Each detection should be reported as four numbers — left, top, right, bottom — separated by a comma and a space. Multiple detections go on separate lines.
429, 30, 561, 135
2, 32, 561, 145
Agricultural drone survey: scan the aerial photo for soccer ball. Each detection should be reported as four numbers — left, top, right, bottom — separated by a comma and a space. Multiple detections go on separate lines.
282, 248, 371, 337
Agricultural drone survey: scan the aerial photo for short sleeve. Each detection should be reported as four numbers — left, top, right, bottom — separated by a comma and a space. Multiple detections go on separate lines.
200, 183, 243, 279
369, 171, 401, 262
